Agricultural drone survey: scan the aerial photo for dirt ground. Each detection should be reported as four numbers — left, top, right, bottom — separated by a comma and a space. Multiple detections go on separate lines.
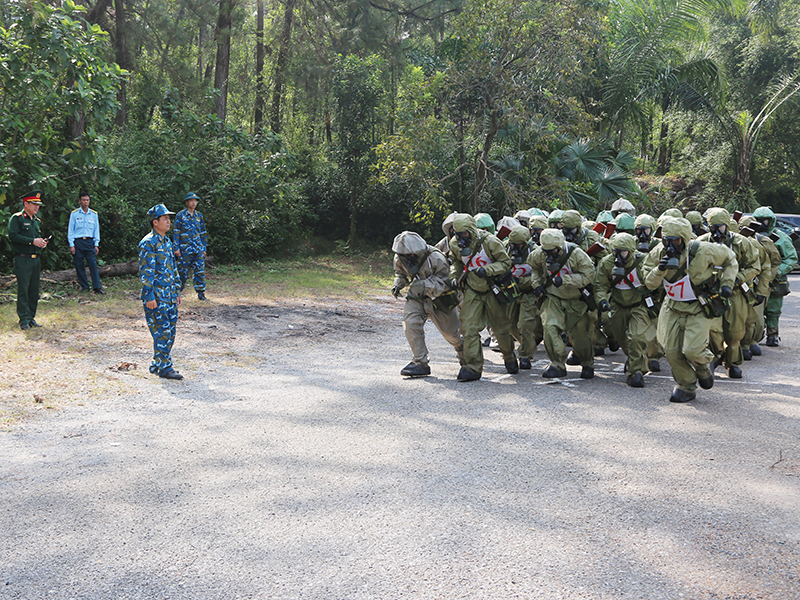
2, 282, 800, 599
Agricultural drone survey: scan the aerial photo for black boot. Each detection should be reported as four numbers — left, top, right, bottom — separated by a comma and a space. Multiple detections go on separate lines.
670, 387, 696, 403
580, 366, 594, 379
519, 357, 532, 370
505, 359, 519, 374
727, 365, 743, 379
627, 372, 645, 388
457, 367, 481, 382
401, 362, 431, 377
698, 373, 714, 390
608, 340, 620, 352
565, 351, 580, 365
766, 334, 779, 347
742, 348, 752, 361
543, 365, 567, 378
648, 359, 661, 372
750, 343, 762, 356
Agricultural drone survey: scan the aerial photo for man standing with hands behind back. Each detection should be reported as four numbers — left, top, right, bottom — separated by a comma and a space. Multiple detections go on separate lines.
68, 190, 104, 294
7, 190, 49, 329
140, 204, 183, 380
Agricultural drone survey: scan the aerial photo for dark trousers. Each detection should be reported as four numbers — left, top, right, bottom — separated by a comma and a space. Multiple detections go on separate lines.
73, 238, 101, 291
14, 255, 40, 325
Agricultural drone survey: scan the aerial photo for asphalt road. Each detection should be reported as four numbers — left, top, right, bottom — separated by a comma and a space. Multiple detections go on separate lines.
2, 276, 799, 599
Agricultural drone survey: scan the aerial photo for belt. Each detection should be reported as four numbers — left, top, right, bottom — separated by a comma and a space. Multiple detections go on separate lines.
16, 253, 38, 259
77, 236, 93, 240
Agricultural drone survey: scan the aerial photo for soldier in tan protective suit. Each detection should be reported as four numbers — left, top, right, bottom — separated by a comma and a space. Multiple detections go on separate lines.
392, 231, 464, 377
528, 228, 596, 379
644, 217, 738, 403
739, 215, 780, 358
449, 214, 516, 381
506, 225, 540, 369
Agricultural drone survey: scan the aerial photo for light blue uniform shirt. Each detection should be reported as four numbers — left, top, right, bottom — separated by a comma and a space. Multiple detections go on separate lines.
67, 207, 100, 247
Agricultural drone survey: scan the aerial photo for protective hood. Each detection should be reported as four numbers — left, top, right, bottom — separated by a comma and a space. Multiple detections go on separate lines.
514, 210, 531, 226
474, 213, 495, 233
661, 217, 693, 245
739, 215, 756, 229
597, 210, 614, 223
529, 208, 548, 217
540, 228, 566, 251
561, 210, 583, 228
753, 206, 776, 232
611, 232, 637, 253
685, 210, 703, 226
453, 213, 479, 242
634, 214, 657, 230
729, 219, 740, 234
661, 208, 683, 219
441, 212, 457, 238
508, 225, 531, 244
611, 198, 636, 216
530, 215, 548, 230
614, 213, 635, 233
707, 207, 731, 226
392, 231, 427, 255
548, 209, 564, 225
497, 216, 521, 232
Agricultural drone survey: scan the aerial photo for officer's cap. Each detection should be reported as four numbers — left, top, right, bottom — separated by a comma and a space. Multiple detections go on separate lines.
23, 190, 43, 205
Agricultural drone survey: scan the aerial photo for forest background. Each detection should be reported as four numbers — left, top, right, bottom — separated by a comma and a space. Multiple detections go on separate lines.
3, 0, 800, 271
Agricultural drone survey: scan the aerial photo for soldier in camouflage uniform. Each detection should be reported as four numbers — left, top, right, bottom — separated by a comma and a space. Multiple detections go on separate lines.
594, 233, 657, 387
528, 228, 596, 379
644, 217, 737, 403
173, 192, 208, 300
392, 231, 463, 377
697, 208, 760, 378
449, 214, 516, 381
140, 204, 183, 380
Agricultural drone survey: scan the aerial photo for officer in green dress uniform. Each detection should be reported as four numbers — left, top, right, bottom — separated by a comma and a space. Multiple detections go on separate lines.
7, 191, 49, 329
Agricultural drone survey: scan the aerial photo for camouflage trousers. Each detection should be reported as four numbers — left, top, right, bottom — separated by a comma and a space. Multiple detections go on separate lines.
144, 302, 178, 374
178, 253, 205, 292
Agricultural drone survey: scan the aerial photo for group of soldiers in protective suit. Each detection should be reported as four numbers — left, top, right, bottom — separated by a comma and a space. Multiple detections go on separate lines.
391, 199, 797, 403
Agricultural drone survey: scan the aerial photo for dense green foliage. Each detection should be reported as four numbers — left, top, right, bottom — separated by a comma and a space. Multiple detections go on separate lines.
3, 0, 800, 274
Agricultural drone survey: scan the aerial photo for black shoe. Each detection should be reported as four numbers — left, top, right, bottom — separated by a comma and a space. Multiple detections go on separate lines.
149, 365, 158, 374
401, 362, 431, 377
750, 344, 762, 356
565, 351, 580, 366
742, 348, 752, 361
158, 369, 184, 380
698, 373, 714, 390
594, 347, 605, 357
198, 291, 207, 301
543, 365, 567, 378
20, 322, 30, 330
580, 366, 594, 379
711, 356, 723, 371
670, 387, 696, 403
29, 319, 42, 327
608, 341, 620, 352
727, 365, 743, 379
93, 288, 105, 294
519, 357, 532, 370
505, 359, 519, 374
457, 366, 481, 381
627, 372, 645, 388
648, 359, 661, 373
766, 335, 779, 347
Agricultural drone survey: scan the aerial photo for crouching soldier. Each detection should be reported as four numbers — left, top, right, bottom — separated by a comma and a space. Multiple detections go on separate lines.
449, 214, 516, 381
594, 233, 657, 387
392, 231, 464, 377
528, 229, 596, 379
644, 218, 738, 403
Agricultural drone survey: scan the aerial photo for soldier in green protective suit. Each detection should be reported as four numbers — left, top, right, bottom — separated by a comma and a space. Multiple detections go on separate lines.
474, 213, 496, 235
685, 211, 706, 238
644, 218, 738, 403
634, 212, 665, 372
392, 231, 464, 377
505, 226, 540, 369
548, 209, 564, 229
612, 213, 636, 236
697, 208, 760, 378
594, 233, 657, 387
739, 215, 780, 358
528, 229, 596, 379
449, 214, 516, 381
529, 215, 547, 247
752, 206, 798, 346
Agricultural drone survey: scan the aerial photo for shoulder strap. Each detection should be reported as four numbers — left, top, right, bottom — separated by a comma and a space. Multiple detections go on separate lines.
544, 244, 576, 287
612, 254, 643, 287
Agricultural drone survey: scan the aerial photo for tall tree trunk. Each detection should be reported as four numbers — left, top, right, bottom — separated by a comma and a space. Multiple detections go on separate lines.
254, 0, 266, 132
197, 23, 205, 80
468, 104, 499, 214
114, 0, 130, 127
657, 120, 669, 175
214, 0, 235, 122
270, 0, 295, 134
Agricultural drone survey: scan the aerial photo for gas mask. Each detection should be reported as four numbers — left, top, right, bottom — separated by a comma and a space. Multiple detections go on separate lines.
530, 228, 543, 245
709, 224, 727, 242
759, 218, 771, 232
551, 222, 563, 230
612, 249, 629, 278
543, 247, 561, 267
510, 243, 528, 264
634, 227, 651, 252
455, 231, 472, 257
692, 223, 706, 237
563, 226, 579, 242
401, 253, 420, 275
662, 236, 683, 269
